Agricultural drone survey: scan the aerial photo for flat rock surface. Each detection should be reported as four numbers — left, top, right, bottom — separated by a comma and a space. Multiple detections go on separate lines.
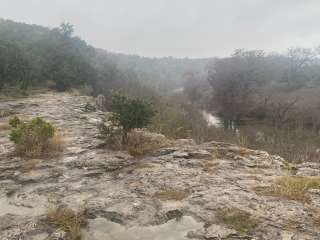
0, 92, 320, 240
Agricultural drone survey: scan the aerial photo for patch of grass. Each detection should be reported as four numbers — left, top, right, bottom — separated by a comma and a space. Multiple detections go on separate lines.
246, 168, 265, 175
99, 122, 171, 156
133, 162, 154, 170
215, 208, 258, 235
256, 176, 320, 203
154, 189, 190, 201
46, 207, 86, 240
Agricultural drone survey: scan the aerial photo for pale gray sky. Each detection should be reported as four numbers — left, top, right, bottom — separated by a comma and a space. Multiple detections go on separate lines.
1, 0, 319, 58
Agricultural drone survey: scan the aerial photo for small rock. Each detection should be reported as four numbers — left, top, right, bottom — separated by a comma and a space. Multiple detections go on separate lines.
175, 139, 196, 146
173, 151, 189, 158
188, 150, 212, 159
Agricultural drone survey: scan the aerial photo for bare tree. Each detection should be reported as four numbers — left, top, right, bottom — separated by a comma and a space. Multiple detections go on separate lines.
268, 99, 298, 128
208, 49, 266, 121
283, 47, 316, 87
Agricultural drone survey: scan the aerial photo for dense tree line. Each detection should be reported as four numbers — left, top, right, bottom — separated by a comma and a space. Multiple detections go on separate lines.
0, 19, 209, 95
0, 40, 31, 90
0, 20, 100, 91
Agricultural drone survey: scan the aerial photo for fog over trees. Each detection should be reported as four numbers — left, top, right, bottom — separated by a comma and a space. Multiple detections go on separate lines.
2, 18, 320, 162
2, 2, 320, 239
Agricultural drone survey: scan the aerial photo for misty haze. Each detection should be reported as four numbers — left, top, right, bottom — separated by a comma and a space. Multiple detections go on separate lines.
1, 1, 320, 240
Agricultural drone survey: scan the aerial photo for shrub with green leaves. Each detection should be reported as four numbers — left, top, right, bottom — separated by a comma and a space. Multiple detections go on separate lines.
109, 93, 156, 143
9, 116, 55, 156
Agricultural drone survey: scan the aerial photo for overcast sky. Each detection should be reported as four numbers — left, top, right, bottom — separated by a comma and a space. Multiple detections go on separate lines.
1, 0, 319, 58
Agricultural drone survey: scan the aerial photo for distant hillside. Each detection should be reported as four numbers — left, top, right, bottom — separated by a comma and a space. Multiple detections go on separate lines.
0, 19, 211, 92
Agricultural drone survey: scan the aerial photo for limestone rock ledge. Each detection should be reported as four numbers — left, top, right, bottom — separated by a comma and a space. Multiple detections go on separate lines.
0, 92, 319, 240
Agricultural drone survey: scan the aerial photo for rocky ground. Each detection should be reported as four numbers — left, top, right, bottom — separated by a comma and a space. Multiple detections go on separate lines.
0, 92, 320, 240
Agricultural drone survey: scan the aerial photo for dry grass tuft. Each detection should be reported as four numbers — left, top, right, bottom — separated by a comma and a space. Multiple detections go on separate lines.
256, 176, 320, 203
127, 129, 171, 156
237, 147, 253, 157
215, 208, 258, 235
15, 132, 65, 158
46, 207, 86, 240
202, 160, 219, 172
47, 133, 65, 153
0, 122, 10, 131
154, 189, 190, 201
133, 162, 154, 170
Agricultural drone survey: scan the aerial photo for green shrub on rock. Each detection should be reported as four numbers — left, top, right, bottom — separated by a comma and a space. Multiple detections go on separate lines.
9, 116, 56, 156
108, 93, 156, 143
9, 116, 21, 128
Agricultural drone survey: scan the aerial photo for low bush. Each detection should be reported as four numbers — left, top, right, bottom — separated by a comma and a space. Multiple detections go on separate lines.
109, 93, 156, 143
127, 129, 171, 156
99, 93, 159, 155
99, 122, 171, 156
9, 116, 62, 157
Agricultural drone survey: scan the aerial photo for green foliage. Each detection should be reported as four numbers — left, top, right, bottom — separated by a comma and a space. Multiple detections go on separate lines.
9, 116, 21, 128
9, 117, 55, 156
0, 40, 31, 90
149, 103, 221, 143
0, 19, 209, 95
109, 94, 156, 142
149, 105, 193, 139
0, 19, 97, 92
